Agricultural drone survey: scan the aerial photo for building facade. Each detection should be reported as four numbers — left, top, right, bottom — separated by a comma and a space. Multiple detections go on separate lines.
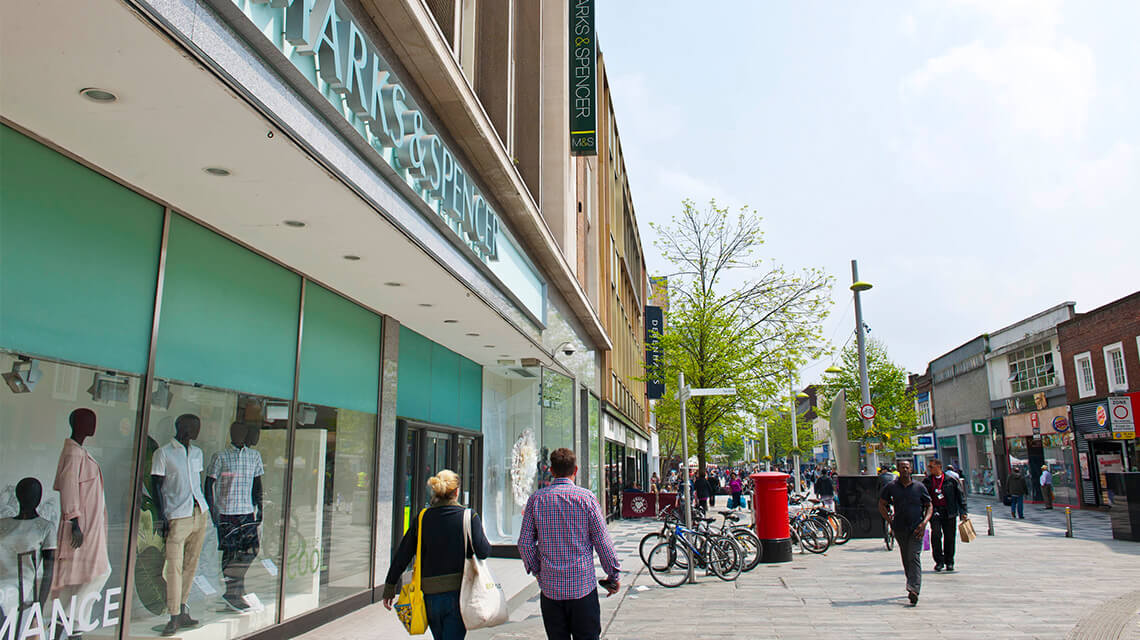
908, 370, 936, 474
929, 336, 997, 496
1056, 291, 1140, 507
0, 0, 644, 638
984, 303, 1077, 506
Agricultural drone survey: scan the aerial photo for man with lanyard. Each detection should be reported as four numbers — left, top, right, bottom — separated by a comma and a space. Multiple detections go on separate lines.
922, 458, 967, 572
878, 460, 932, 606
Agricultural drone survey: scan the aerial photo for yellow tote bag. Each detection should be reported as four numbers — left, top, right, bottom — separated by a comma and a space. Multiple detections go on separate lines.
395, 509, 428, 635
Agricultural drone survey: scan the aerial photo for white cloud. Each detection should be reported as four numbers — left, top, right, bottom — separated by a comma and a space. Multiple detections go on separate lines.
1032, 142, 1136, 211
900, 14, 917, 39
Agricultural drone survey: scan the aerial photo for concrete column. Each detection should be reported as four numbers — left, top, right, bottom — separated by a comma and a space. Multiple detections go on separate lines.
374, 315, 400, 583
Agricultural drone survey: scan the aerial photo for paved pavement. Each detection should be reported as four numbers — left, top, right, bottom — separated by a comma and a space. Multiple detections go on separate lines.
469, 497, 1140, 640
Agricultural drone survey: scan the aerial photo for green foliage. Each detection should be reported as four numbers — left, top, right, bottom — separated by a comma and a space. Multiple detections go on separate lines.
819, 338, 917, 451
647, 199, 832, 474
762, 405, 821, 461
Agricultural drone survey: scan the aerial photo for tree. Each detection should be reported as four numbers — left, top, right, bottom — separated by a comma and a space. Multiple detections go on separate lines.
762, 403, 821, 463
819, 338, 917, 451
647, 199, 832, 475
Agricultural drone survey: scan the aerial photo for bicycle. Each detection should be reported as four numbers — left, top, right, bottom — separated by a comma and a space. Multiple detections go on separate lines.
645, 519, 743, 587
703, 510, 763, 573
788, 508, 830, 554
883, 512, 894, 551
790, 494, 852, 546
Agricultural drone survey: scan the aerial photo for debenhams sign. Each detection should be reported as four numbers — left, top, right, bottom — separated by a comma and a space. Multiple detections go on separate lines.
216, 0, 500, 262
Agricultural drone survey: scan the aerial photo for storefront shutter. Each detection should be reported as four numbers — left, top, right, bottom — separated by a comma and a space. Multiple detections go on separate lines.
298, 283, 381, 414
0, 125, 163, 373
154, 214, 300, 398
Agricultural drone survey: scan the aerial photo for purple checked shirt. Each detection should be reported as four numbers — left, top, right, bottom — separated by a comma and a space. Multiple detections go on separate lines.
518, 477, 621, 601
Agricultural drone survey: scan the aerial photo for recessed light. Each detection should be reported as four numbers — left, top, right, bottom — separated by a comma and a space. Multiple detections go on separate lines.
483, 345, 495, 348
499, 355, 510, 359
466, 332, 480, 337
343, 255, 361, 261
203, 167, 231, 177
444, 319, 458, 324
283, 220, 306, 228
384, 282, 402, 287
79, 88, 117, 103
418, 303, 433, 308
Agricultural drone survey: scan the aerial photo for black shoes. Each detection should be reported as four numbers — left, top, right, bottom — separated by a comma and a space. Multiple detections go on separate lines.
945, 564, 955, 572
160, 618, 179, 637
908, 591, 919, 606
933, 563, 945, 572
223, 593, 251, 611
179, 605, 199, 627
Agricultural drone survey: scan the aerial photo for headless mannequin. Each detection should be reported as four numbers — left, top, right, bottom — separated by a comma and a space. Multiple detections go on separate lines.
150, 417, 200, 538
204, 423, 263, 609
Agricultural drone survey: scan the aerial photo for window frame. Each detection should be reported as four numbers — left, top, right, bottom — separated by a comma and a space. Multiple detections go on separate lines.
1103, 341, 1128, 392
1074, 351, 1096, 398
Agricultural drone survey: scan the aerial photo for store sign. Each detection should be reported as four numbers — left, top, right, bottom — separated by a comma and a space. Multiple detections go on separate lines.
645, 305, 664, 399
212, 0, 501, 262
569, 0, 597, 155
971, 420, 988, 435
938, 436, 956, 448
912, 434, 935, 450
1052, 415, 1069, 433
1096, 404, 1108, 426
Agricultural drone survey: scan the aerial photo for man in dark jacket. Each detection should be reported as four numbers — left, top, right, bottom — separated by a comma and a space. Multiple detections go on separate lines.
922, 458, 968, 572
1006, 467, 1028, 519
692, 471, 713, 510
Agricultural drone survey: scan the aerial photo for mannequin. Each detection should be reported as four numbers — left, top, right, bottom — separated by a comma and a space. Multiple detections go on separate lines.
51, 408, 111, 639
0, 478, 57, 624
151, 414, 210, 637
204, 423, 263, 611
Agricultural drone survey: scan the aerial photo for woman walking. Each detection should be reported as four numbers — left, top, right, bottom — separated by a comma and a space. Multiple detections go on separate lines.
383, 470, 491, 639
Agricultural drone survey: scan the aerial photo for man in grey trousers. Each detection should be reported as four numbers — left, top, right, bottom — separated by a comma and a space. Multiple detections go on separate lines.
879, 460, 933, 606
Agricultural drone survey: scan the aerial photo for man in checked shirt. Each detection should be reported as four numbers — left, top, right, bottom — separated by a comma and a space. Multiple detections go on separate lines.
519, 448, 621, 640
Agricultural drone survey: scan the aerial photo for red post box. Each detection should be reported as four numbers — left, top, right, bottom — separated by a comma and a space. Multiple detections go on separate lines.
750, 472, 793, 562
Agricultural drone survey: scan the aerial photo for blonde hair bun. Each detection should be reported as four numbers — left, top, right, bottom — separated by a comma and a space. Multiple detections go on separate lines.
427, 469, 460, 502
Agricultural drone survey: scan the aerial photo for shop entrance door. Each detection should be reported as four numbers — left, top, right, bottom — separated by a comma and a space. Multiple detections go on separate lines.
394, 420, 482, 540
1027, 441, 1045, 502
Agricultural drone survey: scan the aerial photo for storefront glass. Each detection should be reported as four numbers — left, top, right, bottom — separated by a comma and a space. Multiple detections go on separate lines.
963, 434, 996, 496
588, 395, 601, 500
1042, 434, 1077, 506
539, 369, 575, 490
481, 368, 540, 544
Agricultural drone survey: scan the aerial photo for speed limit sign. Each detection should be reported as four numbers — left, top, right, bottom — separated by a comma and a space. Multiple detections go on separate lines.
860, 404, 876, 420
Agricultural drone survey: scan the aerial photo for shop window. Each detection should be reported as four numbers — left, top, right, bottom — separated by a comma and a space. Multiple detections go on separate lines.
1007, 341, 1055, 394
480, 367, 539, 545
1102, 342, 1128, 392
1074, 352, 1095, 398
588, 394, 601, 500
539, 370, 575, 490
1, 353, 139, 639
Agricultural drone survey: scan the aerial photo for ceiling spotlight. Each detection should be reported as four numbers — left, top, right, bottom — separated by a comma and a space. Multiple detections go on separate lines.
484, 345, 495, 348
3, 358, 42, 394
283, 220, 306, 228
384, 282, 402, 287
343, 255, 361, 261
203, 167, 231, 177
79, 88, 117, 103
444, 319, 459, 324
466, 332, 480, 337
418, 303, 433, 308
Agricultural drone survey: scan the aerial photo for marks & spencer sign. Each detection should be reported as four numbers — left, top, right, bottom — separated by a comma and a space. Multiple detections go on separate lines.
569, 0, 597, 155
213, 0, 500, 262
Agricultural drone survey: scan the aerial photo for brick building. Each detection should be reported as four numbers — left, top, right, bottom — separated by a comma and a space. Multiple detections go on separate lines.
1057, 291, 1140, 506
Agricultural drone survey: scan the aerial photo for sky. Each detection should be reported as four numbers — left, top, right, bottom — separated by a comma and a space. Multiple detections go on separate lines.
595, 0, 1140, 384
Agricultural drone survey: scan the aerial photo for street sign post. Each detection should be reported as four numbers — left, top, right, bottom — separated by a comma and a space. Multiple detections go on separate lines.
677, 377, 735, 583
859, 404, 876, 421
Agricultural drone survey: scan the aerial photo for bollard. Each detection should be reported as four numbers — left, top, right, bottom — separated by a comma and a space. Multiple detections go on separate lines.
986, 505, 994, 536
1065, 507, 1073, 538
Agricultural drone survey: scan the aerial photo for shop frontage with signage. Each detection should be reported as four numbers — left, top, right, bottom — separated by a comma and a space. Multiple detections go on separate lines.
911, 433, 937, 475
935, 422, 997, 496
1003, 406, 1078, 506
1072, 397, 1138, 507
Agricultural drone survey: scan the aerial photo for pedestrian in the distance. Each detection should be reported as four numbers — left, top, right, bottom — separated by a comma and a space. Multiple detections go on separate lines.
1006, 467, 1027, 518
1040, 464, 1054, 509
708, 471, 721, 507
922, 458, 967, 572
520, 448, 621, 640
728, 472, 743, 508
382, 470, 491, 640
878, 460, 933, 606
692, 471, 712, 511
813, 470, 835, 510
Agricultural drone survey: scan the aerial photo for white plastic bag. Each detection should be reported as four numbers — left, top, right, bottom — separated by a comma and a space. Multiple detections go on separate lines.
459, 509, 508, 629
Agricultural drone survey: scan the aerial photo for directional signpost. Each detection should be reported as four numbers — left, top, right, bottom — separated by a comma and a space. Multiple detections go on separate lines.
677, 372, 735, 583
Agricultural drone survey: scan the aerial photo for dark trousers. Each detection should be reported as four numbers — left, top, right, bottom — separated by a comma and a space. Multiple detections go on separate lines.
930, 513, 957, 566
424, 590, 465, 640
540, 589, 600, 640
895, 532, 922, 595
1042, 484, 1054, 508
1010, 495, 1024, 518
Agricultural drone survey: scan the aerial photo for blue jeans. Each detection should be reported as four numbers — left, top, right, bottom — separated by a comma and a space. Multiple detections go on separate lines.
424, 590, 465, 640
1010, 495, 1024, 518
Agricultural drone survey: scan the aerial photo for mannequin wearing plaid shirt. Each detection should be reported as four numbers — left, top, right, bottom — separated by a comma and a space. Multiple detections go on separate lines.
519, 448, 619, 640
204, 422, 263, 611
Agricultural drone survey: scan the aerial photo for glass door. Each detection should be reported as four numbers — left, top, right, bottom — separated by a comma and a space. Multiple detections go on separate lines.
393, 420, 482, 551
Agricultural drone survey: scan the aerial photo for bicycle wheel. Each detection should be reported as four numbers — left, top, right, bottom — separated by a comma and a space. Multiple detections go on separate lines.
639, 532, 666, 568
797, 523, 829, 554
829, 513, 852, 545
884, 524, 894, 551
808, 514, 835, 545
647, 541, 692, 588
707, 537, 742, 582
730, 528, 762, 572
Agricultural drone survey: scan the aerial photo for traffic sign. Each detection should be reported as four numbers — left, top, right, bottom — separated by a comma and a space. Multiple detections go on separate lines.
1109, 397, 1133, 432
859, 404, 876, 420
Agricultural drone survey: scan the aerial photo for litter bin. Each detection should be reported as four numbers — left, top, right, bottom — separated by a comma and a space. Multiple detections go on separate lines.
1105, 472, 1140, 541
750, 472, 792, 562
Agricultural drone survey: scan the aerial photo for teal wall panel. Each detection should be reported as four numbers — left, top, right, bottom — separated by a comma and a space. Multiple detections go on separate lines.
0, 125, 163, 373
458, 358, 482, 431
298, 283, 381, 414
429, 345, 460, 426
154, 215, 300, 398
397, 327, 432, 420
396, 327, 481, 430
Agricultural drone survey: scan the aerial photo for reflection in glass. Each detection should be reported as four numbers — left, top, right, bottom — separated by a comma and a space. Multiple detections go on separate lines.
283, 405, 375, 617
130, 382, 288, 639
481, 368, 539, 544
0, 352, 138, 639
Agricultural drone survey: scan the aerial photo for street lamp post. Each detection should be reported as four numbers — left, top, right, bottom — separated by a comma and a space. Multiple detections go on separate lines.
789, 369, 799, 495
851, 260, 875, 473
763, 422, 770, 471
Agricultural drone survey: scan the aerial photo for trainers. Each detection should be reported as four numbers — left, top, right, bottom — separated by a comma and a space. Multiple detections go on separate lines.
223, 594, 251, 611
907, 591, 919, 606
933, 563, 944, 572
160, 618, 179, 637
946, 564, 955, 572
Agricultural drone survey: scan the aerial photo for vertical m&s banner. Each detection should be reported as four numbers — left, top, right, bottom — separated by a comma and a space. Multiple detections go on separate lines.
570, 0, 597, 155
645, 305, 664, 399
